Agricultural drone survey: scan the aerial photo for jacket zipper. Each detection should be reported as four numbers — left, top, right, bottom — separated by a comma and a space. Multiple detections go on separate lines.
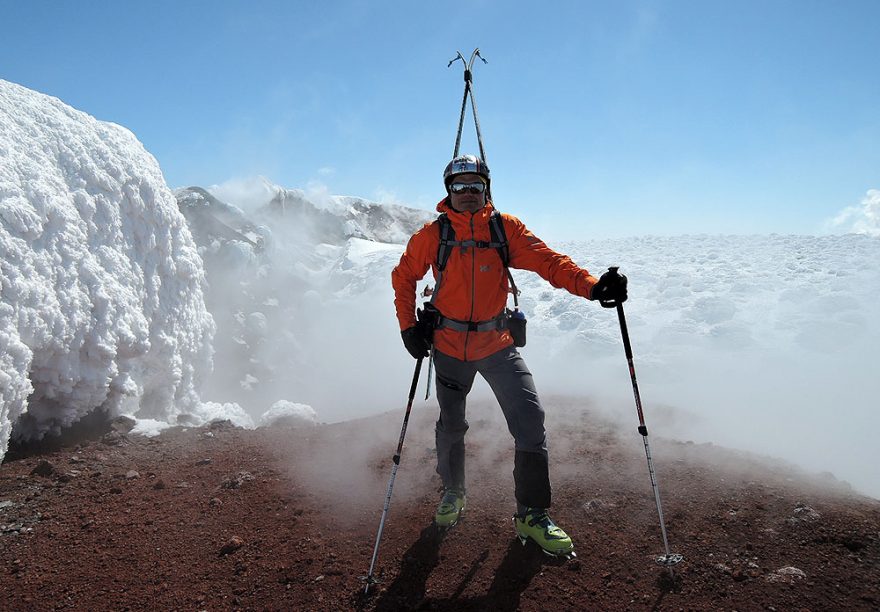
463, 214, 476, 361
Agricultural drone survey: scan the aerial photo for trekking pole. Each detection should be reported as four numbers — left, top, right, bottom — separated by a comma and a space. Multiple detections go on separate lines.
604, 267, 683, 577
448, 48, 488, 160
424, 347, 434, 400
363, 357, 424, 594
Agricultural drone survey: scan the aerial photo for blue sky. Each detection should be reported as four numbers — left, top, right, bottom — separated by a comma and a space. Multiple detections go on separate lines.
2, 0, 878, 239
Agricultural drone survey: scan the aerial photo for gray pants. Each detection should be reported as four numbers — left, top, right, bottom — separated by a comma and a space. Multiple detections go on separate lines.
433, 345, 552, 510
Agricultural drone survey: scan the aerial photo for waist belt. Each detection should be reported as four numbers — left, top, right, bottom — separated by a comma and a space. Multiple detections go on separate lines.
436, 311, 507, 333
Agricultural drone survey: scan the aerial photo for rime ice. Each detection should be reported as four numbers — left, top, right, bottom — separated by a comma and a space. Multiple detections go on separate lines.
0, 80, 214, 460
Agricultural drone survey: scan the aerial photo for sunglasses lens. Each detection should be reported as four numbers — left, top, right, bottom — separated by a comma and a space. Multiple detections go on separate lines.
451, 182, 485, 194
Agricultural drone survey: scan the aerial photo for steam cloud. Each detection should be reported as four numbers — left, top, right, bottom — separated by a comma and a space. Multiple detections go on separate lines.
193, 178, 880, 499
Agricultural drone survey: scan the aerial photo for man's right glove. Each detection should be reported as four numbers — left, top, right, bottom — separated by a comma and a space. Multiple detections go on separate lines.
590, 268, 628, 308
401, 326, 431, 359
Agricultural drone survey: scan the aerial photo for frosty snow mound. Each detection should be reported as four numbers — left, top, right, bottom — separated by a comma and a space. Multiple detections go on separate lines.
0, 79, 217, 461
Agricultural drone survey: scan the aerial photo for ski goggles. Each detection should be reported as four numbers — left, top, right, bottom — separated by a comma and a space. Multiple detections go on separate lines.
449, 181, 486, 194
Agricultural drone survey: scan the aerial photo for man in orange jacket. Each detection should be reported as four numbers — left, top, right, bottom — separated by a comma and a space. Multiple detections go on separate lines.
391, 154, 627, 557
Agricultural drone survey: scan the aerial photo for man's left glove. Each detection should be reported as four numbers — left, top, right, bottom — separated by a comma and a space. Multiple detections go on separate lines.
590, 269, 628, 308
401, 326, 431, 359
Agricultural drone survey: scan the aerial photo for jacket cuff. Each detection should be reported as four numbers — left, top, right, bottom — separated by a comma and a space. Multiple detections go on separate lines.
583, 274, 599, 299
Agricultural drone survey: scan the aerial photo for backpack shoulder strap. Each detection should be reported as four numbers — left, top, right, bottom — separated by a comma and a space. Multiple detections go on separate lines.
435, 213, 455, 272
488, 210, 519, 307
488, 210, 509, 267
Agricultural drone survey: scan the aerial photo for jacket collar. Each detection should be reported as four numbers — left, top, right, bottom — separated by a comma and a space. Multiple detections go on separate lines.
436, 197, 496, 233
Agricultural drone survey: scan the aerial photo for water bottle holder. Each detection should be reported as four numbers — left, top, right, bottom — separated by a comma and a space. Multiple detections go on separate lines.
506, 309, 527, 347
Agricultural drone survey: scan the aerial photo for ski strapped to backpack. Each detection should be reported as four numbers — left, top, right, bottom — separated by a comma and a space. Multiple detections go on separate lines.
427, 210, 526, 346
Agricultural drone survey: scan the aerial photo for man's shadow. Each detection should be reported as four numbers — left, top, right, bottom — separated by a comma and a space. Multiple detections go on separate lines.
362, 524, 565, 611
453, 538, 560, 611
367, 523, 447, 611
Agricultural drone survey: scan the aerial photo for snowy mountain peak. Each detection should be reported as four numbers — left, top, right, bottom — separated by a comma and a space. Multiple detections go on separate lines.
204, 176, 435, 245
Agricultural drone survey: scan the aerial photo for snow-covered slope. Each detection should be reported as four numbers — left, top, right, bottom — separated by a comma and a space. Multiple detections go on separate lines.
0, 80, 216, 460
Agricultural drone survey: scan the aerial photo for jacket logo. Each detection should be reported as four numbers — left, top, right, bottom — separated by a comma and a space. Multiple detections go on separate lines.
480, 265, 491, 272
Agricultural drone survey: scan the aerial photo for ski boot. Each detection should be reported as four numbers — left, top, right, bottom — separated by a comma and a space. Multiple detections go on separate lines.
434, 488, 465, 528
514, 508, 576, 558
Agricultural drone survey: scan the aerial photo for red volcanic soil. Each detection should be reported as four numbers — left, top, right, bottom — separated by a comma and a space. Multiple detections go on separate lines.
1, 396, 878, 611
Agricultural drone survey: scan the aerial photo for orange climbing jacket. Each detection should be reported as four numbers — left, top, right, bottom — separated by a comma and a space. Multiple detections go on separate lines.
392, 198, 599, 361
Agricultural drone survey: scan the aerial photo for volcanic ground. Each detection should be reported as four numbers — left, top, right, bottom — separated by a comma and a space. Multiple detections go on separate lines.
1, 396, 878, 611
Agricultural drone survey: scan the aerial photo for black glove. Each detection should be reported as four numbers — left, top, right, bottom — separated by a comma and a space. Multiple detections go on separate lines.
401, 326, 431, 359
591, 268, 628, 308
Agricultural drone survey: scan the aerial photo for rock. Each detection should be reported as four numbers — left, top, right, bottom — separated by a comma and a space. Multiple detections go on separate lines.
102, 431, 127, 446
0, 500, 13, 510
110, 416, 137, 434
177, 413, 199, 426
582, 499, 605, 512
31, 460, 56, 478
210, 498, 222, 507
221, 472, 255, 490
794, 503, 820, 519
125, 470, 140, 480
220, 536, 244, 556
196, 458, 213, 466
109, 487, 123, 494
152, 480, 167, 490
209, 419, 238, 432
715, 563, 733, 575
766, 566, 807, 583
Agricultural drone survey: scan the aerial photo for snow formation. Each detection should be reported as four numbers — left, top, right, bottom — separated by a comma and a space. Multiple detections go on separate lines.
0, 80, 215, 460
259, 400, 317, 428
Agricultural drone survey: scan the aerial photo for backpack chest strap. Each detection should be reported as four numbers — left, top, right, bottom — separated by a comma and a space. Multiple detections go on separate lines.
441, 239, 506, 250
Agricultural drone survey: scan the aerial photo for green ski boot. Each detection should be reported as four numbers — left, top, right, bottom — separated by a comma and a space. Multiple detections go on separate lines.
434, 488, 465, 528
514, 508, 575, 558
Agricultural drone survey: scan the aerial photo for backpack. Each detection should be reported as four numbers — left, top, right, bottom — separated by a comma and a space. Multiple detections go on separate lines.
435, 209, 511, 273
427, 210, 525, 346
